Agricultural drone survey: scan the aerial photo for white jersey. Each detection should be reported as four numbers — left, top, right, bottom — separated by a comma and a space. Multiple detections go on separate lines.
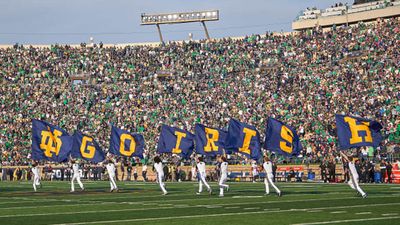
32, 167, 39, 177
348, 162, 358, 178
263, 162, 273, 175
106, 163, 116, 177
142, 164, 147, 172
72, 164, 80, 175
220, 162, 228, 176
154, 162, 164, 176
197, 162, 206, 175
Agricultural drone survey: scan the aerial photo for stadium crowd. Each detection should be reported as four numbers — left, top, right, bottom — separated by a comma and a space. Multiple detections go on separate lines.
1, 18, 399, 167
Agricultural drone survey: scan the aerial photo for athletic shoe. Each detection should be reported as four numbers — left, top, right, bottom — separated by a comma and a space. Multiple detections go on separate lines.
70, 190, 74, 193
196, 192, 201, 195
264, 193, 270, 196
110, 189, 114, 192
81, 188, 85, 192
219, 194, 224, 197
362, 194, 367, 198
226, 186, 229, 192
208, 189, 212, 195
162, 192, 168, 195
277, 192, 282, 197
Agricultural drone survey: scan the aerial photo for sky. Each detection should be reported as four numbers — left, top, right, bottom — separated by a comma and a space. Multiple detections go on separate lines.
0, 0, 353, 44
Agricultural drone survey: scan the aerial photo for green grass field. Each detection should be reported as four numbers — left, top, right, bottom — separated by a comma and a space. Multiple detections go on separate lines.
0, 181, 399, 225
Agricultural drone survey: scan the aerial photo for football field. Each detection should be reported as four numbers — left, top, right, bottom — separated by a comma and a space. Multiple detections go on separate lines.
0, 181, 399, 225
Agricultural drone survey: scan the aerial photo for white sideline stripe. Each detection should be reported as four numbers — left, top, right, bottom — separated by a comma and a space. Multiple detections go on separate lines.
330, 211, 346, 214
49, 208, 400, 225
291, 216, 400, 225
0, 195, 395, 211
244, 207, 259, 210
232, 196, 263, 198
355, 212, 371, 215
2, 201, 400, 219
382, 213, 398, 216
225, 206, 240, 209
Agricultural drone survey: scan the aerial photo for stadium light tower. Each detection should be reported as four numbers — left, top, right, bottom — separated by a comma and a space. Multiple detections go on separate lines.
141, 10, 219, 43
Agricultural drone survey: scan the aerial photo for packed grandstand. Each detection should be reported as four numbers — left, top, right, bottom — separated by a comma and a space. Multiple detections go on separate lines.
0, 2, 399, 184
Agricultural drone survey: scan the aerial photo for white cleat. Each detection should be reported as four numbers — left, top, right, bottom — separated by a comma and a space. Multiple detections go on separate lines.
196, 192, 201, 195
219, 194, 224, 197
163, 192, 168, 196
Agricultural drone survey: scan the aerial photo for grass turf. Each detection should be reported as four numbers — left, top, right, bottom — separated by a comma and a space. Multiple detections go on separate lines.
0, 181, 399, 225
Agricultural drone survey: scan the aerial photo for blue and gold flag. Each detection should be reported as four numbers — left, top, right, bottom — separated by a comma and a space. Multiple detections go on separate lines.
156, 125, 195, 159
71, 131, 105, 163
225, 119, 262, 160
195, 124, 227, 156
335, 114, 383, 150
264, 117, 303, 156
109, 125, 145, 158
31, 119, 73, 162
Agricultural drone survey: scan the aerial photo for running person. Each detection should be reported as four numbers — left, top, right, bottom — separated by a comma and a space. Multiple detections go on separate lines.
251, 160, 259, 183
31, 162, 41, 192
263, 156, 281, 196
218, 156, 229, 197
196, 156, 212, 195
106, 160, 118, 192
154, 156, 168, 195
340, 152, 367, 198
70, 160, 84, 192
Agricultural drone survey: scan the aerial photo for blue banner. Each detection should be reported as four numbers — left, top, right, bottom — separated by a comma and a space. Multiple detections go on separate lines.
195, 124, 227, 156
264, 117, 303, 156
71, 131, 105, 163
31, 119, 73, 162
156, 125, 195, 159
109, 125, 145, 158
225, 119, 262, 160
335, 114, 383, 150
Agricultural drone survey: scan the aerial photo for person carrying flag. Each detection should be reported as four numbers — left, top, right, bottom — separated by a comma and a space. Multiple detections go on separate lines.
218, 156, 229, 197
106, 159, 118, 192
196, 156, 212, 195
154, 156, 168, 195
31, 162, 41, 192
340, 152, 367, 198
263, 156, 281, 196
70, 159, 84, 192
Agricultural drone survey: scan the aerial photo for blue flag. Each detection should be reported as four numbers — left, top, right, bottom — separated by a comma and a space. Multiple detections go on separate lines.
71, 131, 105, 163
264, 117, 303, 156
225, 119, 262, 160
109, 125, 145, 158
31, 119, 73, 162
335, 114, 383, 150
156, 125, 195, 159
195, 124, 227, 156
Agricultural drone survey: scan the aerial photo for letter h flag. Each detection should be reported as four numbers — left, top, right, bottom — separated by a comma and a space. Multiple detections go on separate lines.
31, 119, 73, 162
225, 119, 262, 160
264, 117, 303, 156
335, 114, 383, 150
156, 124, 195, 159
109, 125, 145, 158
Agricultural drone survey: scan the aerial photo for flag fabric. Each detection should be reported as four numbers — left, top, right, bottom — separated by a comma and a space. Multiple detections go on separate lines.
264, 117, 303, 156
225, 119, 262, 160
71, 131, 105, 163
31, 119, 73, 162
156, 125, 195, 159
109, 125, 145, 158
335, 114, 383, 150
195, 124, 227, 156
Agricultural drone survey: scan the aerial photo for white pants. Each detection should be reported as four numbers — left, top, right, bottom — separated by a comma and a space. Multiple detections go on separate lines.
348, 173, 366, 196
158, 173, 167, 194
33, 176, 40, 191
109, 175, 118, 190
199, 172, 211, 193
219, 174, 229, 195
71, 174, 84, 192
264, 174, 280, 194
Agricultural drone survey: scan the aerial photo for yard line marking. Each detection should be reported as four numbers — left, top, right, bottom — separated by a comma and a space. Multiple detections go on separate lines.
355, 212, 371, 215
225, 206, 240, 209
291, 216, 400, 225
49, 212, 400, 225
307, 210, 322, 213
382, 213, 398, 216
3, 202, 400, 219
232, 196, 263, 198
244, 207, 260, 210
330, 211, 346, 214
0, 195, 397, 211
